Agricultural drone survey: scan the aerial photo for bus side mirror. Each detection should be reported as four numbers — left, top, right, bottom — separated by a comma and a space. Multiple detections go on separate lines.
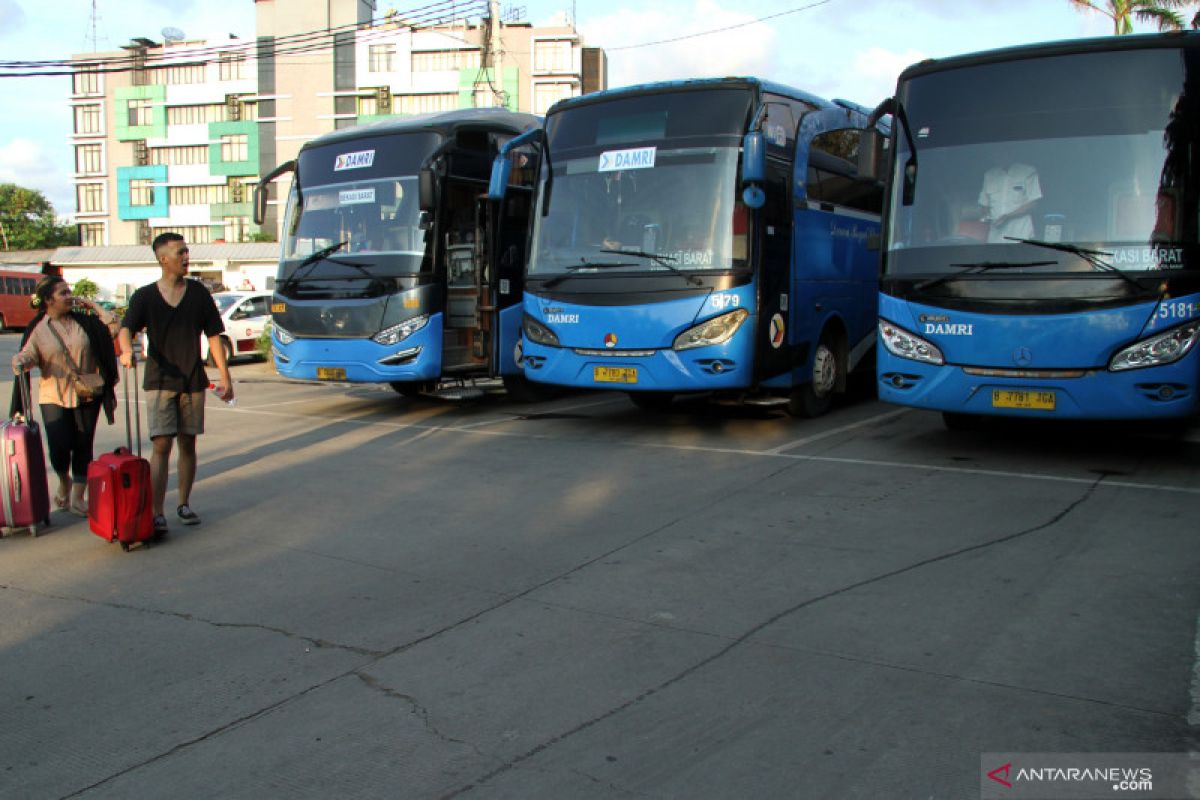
418, 168, 436, 212
741, 132, 766, 210
488, 155, 512, 201
254, 159, 296, 225
858, 130, 884, 182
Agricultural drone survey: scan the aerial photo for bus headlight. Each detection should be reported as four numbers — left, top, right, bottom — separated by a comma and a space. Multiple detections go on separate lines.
1110, 321, 1200, 371
274, 322, 295, 346
879, 319, 944, 365
523, 314, 560, 347
673, 308, 749, 350
373, 314, 429, 346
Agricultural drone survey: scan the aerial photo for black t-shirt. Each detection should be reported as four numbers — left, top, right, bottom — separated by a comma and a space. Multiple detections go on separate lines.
121, 280, 224, 392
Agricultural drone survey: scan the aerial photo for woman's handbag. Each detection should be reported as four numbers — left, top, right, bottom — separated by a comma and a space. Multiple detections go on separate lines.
46, 320, 106, 401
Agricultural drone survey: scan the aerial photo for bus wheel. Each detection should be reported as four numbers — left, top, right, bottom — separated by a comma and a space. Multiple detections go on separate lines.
390, 381, 432, 399
629, 391, 674, 412
788, 336, 838, 418
941, 412, 983, 431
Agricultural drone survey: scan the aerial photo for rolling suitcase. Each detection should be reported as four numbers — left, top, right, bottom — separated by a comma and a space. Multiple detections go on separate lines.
0, 371, 51, 537
88, 363, 156, 551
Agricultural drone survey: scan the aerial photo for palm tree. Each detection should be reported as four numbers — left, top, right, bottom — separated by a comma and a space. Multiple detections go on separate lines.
1068, 0, 1195, 34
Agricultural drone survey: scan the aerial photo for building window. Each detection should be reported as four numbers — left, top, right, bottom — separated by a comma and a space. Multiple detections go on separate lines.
79, 222, 105, 246
146, 64, 206, 85
156, 225, 211, 244
149, 145, 209, 166
129, 179, 155, 207
127, 98, 154, 127
167, 104, 222, 125
75, 143, 103, 175
223, 216, 250, 242
219, 54, 245, 81
77, 183, 105, 213
411, 49, 480, 71
533, 82, 575, 114
534, 39, 573, 72
73, 104, 102, 135
220, 134, 248, 162
72, 69, 101, 96
169, 184, 231, 205
473, 87, 498, 108
369, 44, 395, 73
395, 93, 456, 115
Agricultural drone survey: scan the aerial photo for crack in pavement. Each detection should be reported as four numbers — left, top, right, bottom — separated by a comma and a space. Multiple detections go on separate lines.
353, 673, 491, 760
441, 476, 1117, 797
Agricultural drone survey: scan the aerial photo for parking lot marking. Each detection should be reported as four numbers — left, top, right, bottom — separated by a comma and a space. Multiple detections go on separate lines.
765, 408, 911, 454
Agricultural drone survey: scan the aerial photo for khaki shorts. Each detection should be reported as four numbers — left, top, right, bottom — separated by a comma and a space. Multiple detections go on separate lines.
145, 389, 206, 438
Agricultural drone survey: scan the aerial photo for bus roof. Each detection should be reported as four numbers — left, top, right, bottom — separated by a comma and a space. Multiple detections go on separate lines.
299, 108, 540, 152
545, 76, 836, 117
898, 29, 1198, 83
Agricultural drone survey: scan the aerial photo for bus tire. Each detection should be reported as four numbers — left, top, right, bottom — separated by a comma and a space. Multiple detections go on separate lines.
629, 391, 674, 412
941, 412, 983, 431
788, 334, 838, 418
502, 374, 556, 402
390, 381, 432, 399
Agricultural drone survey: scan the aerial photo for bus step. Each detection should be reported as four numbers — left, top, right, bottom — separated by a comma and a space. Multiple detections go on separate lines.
432, 386, 487, 401
741, 396, 790, 408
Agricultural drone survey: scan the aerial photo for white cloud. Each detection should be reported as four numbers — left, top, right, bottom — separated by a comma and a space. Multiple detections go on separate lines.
0, 138, 73, 216
581, 0, 777, 89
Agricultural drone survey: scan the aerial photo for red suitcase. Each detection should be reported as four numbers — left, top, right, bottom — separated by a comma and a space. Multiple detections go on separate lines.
88, 364, 156, 551
0, 372, 51, 538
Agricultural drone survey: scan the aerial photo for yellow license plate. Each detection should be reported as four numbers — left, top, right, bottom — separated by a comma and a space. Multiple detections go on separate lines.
316, 367, 347, 381
992, 389, 1056, 410
594, 366, 638, 384
271, 302, 286, 314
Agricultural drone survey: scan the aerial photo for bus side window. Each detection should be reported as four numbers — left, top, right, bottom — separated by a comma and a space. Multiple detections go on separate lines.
809, 129, 882, 214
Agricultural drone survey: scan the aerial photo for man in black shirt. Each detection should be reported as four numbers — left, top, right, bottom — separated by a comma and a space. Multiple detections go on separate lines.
118, 233, 234, 536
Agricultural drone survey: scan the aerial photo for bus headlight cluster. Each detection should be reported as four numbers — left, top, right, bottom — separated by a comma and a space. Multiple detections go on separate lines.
523, 314, 560, 347
1109, 321, 1200, 371
673, 309, 749, 350
373, 314, 429, 346
879, 319, 944, 365
274, 323, 295, 346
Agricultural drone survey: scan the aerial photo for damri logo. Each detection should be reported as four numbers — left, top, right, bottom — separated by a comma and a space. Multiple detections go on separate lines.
334, 150, 375, 171
987, 762, 1013, 788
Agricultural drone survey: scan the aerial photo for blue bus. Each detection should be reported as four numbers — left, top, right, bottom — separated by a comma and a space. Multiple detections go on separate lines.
253, 109, 540, 398
488, 78, 887, 414
867, 33, 1200, 426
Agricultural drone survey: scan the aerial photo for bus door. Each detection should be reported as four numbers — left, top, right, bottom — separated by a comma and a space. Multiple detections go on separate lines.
752, 102, 798, 384
483, 140, 538, 376
440, 178, 488, 372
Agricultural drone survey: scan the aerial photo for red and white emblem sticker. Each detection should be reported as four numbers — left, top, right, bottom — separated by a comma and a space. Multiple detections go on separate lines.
604, 333, 618, 348
769, 314, 785, 349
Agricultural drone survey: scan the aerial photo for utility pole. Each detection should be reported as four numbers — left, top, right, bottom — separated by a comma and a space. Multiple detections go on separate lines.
489, 0, 507, 108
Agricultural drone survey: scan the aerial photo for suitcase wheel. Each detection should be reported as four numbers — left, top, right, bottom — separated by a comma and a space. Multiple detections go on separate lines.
120, 541, 130, 552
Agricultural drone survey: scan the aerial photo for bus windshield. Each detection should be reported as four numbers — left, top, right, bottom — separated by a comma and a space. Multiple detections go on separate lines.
886, 46, 1199, 278
528, 88, 753, 277
284, 175, 423, 262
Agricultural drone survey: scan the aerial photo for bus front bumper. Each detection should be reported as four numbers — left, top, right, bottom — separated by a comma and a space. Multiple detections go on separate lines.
272, 328, 441, 384
522, 340, 752, 392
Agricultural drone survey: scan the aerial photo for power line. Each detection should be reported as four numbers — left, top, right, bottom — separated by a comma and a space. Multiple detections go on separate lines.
0, 0, 487, 78
603, 0, 834, 51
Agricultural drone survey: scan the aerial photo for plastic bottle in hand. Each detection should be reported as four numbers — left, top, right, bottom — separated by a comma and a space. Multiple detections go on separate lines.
208, 382, 236, 407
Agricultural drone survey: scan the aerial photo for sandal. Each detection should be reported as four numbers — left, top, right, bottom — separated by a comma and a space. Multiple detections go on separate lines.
53, 494, 68, 511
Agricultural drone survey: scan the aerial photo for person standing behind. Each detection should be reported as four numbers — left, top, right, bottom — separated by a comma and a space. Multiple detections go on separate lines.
10, 276, 120, 515
978, 161, 1042, 243
118, 233, 234, 536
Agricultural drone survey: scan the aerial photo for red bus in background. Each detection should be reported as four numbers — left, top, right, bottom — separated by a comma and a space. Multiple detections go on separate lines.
0, 271, 41, 331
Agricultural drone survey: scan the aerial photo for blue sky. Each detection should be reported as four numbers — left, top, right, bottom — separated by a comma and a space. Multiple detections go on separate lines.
0, 0, 1124, 220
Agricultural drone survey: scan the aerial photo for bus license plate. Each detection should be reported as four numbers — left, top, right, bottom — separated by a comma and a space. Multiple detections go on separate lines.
992, 389, 1056, 411
316, 367, 347, 381
594, 366, 637, 384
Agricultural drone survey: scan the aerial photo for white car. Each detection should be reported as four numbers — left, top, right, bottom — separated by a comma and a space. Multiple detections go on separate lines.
139, 291, 272, 366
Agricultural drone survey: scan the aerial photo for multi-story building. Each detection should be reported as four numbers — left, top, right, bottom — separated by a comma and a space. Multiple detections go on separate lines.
70, 0, 607, 247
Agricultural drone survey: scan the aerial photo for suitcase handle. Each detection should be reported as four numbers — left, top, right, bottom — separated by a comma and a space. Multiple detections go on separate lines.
122, 362, 142, 458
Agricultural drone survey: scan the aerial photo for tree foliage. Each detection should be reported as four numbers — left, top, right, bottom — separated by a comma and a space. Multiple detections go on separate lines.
0, 183, 76, 250
1069, 1, 1200, 34
72, 277, 99, 299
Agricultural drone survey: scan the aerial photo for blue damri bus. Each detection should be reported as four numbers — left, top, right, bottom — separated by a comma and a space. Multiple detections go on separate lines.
866, 33, 1200, 426
489, 78, 887, 414
253, 109, 540, 398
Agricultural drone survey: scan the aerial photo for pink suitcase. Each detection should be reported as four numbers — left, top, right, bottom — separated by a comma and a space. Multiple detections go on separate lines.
1, 372, 51, 537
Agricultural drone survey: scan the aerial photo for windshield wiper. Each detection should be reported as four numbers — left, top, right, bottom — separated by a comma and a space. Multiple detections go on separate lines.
600, 248, 704, 286
1004, 237, 1147, 290
914, 260, 1056, 292
542, 257, 638, 289
280, 240, 348, 291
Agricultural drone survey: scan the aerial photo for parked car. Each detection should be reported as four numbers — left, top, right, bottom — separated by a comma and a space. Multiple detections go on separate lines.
140, 291, 271, 365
